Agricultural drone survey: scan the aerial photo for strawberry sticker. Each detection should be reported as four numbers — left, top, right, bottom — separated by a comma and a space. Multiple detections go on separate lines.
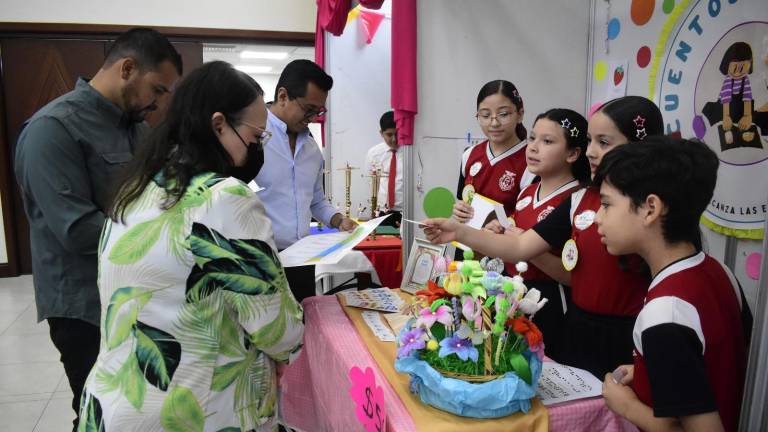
613, 66, 625, 86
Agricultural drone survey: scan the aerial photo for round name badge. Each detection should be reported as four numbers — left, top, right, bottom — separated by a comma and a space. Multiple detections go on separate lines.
469, 161, 482, 177
515, 196, 532, 211
461, 184, 476, 203
574, 210, 596, 231
562, 239, 579, 271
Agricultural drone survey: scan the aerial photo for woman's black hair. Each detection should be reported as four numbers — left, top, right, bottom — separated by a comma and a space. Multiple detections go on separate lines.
593, 136, 719, 251
109, 61, 264, 222
597, 96, 664, 142
476, 80, 526, 141
533, 108, 591, 184
719, 42, 754, 75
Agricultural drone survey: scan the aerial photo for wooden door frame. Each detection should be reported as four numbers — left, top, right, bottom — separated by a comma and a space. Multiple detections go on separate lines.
0, 23, 313, 277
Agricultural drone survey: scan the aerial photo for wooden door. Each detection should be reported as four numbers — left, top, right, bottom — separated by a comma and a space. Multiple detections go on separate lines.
0, 38, 106, 276
0, 37, 204, 276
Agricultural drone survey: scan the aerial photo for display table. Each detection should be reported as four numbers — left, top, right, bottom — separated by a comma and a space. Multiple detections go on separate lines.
280, 295, 639, 432
354, 235, 403, 289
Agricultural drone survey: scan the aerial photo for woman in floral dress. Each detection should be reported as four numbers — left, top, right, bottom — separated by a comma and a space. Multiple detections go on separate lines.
78, 61, 303, 432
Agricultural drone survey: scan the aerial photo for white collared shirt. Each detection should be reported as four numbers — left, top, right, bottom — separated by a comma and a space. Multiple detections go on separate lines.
364, 142, 403, 211
255, 110, 337, 250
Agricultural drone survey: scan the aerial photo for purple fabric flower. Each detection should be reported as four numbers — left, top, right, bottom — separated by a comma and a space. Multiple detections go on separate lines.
438, 335, 479, 362
417, 305, 453, 329
398, 328, 427, 358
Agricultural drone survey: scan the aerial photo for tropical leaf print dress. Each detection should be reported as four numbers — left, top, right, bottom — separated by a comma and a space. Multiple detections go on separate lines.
79, 173, 304, 432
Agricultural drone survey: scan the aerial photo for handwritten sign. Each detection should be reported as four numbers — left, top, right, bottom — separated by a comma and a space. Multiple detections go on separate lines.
349, 366, 386, 432
536, 362, 603, 406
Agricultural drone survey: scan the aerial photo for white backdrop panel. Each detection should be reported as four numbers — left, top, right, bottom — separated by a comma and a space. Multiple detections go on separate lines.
413, 0, 592, 221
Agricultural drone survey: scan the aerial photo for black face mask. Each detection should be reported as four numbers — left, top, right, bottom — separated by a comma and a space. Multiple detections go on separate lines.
227, 121, 265, 183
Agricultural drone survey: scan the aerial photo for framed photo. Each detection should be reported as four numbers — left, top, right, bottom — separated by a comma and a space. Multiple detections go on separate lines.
401, 238, 447, 294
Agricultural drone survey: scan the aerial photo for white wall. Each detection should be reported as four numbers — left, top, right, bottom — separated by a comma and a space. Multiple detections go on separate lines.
326, 2, 392, 218
412, 0, 591, 221
0, 0, 316, 33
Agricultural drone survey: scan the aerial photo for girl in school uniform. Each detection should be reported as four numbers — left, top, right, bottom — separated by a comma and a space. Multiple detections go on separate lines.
425, 96, 665, 377
491, 108, 590, 362
453, 80, 534, 222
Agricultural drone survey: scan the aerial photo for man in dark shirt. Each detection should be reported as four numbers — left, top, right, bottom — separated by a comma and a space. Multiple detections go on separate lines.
14, 28, 181, 430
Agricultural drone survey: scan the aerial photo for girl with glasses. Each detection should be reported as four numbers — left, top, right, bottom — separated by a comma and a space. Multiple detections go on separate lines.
453, 80, 535, 225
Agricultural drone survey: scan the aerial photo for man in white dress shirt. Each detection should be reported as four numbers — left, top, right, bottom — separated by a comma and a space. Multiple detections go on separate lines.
255, 59, 356, 301
364, 111, 402, 226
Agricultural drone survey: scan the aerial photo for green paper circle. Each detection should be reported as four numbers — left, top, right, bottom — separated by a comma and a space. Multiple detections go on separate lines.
423, 187, 456, 218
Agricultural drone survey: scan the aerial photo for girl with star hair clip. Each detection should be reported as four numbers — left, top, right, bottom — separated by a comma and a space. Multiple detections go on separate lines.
485, 108, 590, 362
424, 96, 664, 377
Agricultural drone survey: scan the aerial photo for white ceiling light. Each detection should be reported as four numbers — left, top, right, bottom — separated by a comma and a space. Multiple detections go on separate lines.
240, 51, 289, 60
235, 65, 272, 74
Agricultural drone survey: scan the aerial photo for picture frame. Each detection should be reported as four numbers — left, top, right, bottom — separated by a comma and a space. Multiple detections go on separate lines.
401, 237, 447, 294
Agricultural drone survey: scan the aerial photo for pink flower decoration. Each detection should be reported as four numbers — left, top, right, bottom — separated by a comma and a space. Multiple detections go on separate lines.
462, 297, 482, 329
417, 305, 453, 329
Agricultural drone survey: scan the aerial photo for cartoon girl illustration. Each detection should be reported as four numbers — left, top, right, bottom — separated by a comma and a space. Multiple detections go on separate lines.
702, 41, 767, 151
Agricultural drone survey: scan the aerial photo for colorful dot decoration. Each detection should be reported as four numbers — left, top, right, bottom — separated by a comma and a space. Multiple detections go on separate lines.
607, 18, 621, 40
637, 46, 652, 68
631, 0, 655, 26
594, 61, 608, 81
662, 0, 675, 14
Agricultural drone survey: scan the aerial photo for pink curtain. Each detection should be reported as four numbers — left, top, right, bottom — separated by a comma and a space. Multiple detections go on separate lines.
314, 0, 416, 146
391, 0, 417, 145
315, 0, 386, 68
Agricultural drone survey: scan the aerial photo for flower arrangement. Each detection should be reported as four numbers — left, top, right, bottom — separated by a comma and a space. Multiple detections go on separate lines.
394, 250, 548, 418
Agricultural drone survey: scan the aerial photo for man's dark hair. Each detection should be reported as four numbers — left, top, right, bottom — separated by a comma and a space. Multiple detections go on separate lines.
104, 27, 183, 76
274, 59, 333, 101
380, 111, 395, 130
594, 136, 719, 250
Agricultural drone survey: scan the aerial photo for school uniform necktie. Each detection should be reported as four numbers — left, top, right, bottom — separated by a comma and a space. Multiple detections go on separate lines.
387, 149, 397, 209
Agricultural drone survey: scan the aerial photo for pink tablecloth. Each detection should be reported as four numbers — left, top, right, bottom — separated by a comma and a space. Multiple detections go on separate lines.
280, 296, 638, 432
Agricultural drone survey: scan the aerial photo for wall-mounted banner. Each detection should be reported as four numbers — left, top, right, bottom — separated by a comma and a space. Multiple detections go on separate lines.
655, 0, 767, 239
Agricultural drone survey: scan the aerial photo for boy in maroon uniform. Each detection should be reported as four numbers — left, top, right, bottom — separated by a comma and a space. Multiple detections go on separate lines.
596, 137, 752, 432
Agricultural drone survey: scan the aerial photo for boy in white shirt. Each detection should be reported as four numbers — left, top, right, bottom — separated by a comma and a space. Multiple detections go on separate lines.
364, 110, 402, 226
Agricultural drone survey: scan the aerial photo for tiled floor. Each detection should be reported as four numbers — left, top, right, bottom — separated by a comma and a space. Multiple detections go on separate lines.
0, 276, 75, 431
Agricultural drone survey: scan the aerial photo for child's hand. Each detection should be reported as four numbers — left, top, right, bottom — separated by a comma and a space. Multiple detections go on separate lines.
452, 201, 474, 223
723, 115, 733, 130
603, 372, 639, 417
613, 364, 634, 385
484, 219, 505, 234
423, 218, 461, 244
738, 114, 752, 131
504, 226, 525, 237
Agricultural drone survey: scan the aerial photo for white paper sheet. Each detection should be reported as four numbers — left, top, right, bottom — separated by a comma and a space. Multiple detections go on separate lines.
361, 311, 396, 342
278, 215, 391, 267
536, 362, 603, 406
454, 194, 508, 250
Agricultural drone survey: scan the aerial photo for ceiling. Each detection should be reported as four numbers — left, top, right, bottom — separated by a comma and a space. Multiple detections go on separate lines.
202, 43, 315, 75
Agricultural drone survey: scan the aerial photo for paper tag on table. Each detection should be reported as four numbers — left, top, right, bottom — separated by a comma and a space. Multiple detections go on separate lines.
361, 311, 396, 342
536, 362, 603, 405
453, 193, 508, 250
339, 288, 404, 313
279, 214, 391, 267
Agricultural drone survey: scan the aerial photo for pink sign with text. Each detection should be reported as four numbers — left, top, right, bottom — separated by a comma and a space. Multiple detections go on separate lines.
349, 366, 386, 432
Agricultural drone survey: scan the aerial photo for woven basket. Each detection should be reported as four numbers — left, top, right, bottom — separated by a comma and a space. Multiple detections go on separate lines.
431, 306, 500, 383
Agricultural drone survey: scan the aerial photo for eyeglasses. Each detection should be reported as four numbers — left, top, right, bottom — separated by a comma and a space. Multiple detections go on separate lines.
294, 98, 327, 120
476, 111, 517, 125
238, 120, 272, 146
284, 88, 327, 120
